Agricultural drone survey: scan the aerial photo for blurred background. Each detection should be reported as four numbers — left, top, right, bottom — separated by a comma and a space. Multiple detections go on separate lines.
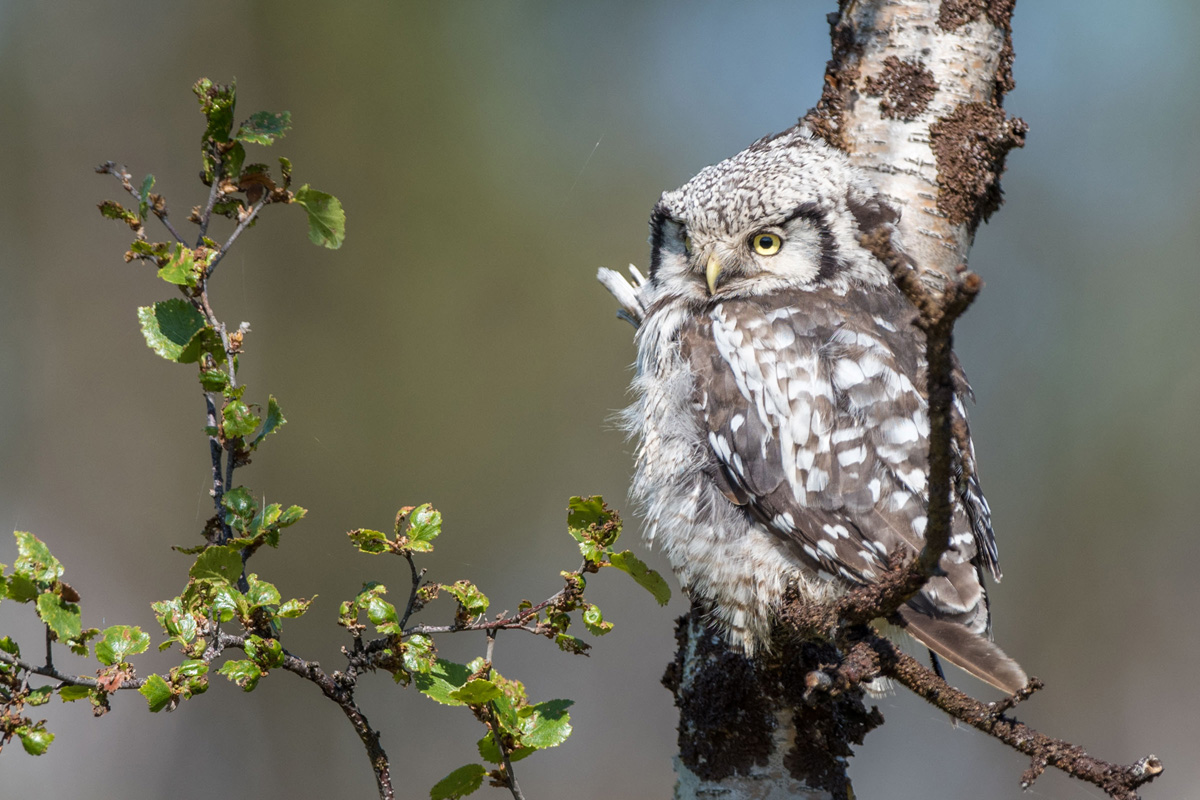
2, 1, 1197, 798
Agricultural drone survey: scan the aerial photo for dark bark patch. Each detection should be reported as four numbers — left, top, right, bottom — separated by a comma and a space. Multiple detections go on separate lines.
929, 102, 1027, 230
774, 638, 884, 800
864, 56, 937, 120
802, 12, 863, 150
666, 608, 883, 799
938, 0, 1013, 31
665, 612, 775, 781
939, 0, 1017, 99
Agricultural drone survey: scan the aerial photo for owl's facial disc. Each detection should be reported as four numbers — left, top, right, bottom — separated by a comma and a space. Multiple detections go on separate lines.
702, 229, 787, 295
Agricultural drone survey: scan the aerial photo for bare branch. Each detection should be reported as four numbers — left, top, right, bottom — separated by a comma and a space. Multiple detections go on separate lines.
811, 630, 1163, 800
218, 632, 395, 800
205, 195, 269, 281
95, 161, 189, 246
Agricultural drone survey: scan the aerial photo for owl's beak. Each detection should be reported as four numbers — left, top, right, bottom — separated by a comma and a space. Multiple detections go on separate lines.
705, 253, 723, 295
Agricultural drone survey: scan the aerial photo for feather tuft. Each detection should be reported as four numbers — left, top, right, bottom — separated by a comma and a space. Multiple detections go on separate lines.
897, 606, 1027, 694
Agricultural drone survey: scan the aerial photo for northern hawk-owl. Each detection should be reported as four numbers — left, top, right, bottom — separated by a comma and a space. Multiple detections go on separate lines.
614, 126, 1025, 693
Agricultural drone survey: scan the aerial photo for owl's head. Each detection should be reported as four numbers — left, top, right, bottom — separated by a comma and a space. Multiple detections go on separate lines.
648, 127, 900, 302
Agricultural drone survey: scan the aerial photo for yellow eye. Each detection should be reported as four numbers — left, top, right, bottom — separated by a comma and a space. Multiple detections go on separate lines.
752, 232, 782, 255
683, 234, 693, 254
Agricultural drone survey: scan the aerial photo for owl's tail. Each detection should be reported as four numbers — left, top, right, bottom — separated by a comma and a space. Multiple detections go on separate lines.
896, 606, 1028, 695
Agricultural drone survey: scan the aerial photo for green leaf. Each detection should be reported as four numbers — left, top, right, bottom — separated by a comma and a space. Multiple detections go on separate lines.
277, 505, 306, 528
188, 546, 243, 586
442, 580, 489, 616
521, 699, 574, 749
98, 200, 137, 224
236, 110, 292, 145
199, 369, 229, 391
27, 686, 53, 706
222, 486, 255, 523
364, 595, 400, 635
476, 734, 535, 765
248, 395, 286, 446
404, 504, 441, 553
251, 504, 282, 536
414, 659, 471, 706
137, 299, 206, 363
448, 679, 502, 706
278, 596, 315, 618
193, 78, 236, 144
293, 184, 345, 249
14, 531, 64, 586
175, 659, 208, 680
223, 142, 246, 184
402, 634, 435, 674
37, 593, 82, 640
348, 529, 389, 554
222, 399, 261, 439
243, 635, 284, 669
17, 725, 54, 755
152, 597, 197, 643
65, 627, 99, 658
567, 495, 608, 535
140, 674, 173, 712
582, 604, 613, 636
607, 550, 671, 606
278, 156, 293, 188
157, 243, 196, 286
209, 584, 245, 622
95, 625, 150, 666
218, 659, 263, 691
429, 764, 486, 800
138, 174, 155, 220
6, 573, 38, 603
171, 660, 209, 700
245, 575, 280, 610
58, 684, 92, 702
567, 496, 622, 560
554, 633, 589, 655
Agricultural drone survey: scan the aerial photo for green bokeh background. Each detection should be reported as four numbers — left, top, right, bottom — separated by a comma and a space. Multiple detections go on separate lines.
2, 2, 1198, 798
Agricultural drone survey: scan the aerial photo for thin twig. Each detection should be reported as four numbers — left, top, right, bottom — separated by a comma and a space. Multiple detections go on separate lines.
398, 553, 426, 630
204, 393, 231, 543
205, 196, 268, 281
96, 161, 188, 246
484, 630, 526, 800
488, 702, 526, 800
403, 560, 591, 638
0, 649, 146, 691
196, 148, 223, 244
156, 213, 189, 247
827, 631, 1162, 800
219, 632, 394, 800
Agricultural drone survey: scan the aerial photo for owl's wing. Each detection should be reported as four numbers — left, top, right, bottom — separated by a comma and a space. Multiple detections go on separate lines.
681, 288, 1025, 692
681, 288, 942, 583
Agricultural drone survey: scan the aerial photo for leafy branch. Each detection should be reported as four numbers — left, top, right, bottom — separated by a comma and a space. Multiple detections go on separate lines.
0, 78, 668, 800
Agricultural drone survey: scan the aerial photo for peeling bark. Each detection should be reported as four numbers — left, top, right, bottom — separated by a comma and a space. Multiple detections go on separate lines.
804, 0, 1024, 283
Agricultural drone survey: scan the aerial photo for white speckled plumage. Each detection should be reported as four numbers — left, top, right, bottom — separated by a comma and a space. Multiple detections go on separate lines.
618, 127, 1025, 693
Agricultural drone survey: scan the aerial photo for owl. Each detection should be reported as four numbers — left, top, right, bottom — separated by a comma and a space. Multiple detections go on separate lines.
612, 126, 1026, 694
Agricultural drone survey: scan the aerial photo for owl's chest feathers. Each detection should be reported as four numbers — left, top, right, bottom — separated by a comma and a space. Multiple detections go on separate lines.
627, 291, 934, 646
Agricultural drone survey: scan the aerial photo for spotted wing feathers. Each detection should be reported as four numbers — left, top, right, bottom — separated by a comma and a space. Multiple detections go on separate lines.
681, 287, 1021, 690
